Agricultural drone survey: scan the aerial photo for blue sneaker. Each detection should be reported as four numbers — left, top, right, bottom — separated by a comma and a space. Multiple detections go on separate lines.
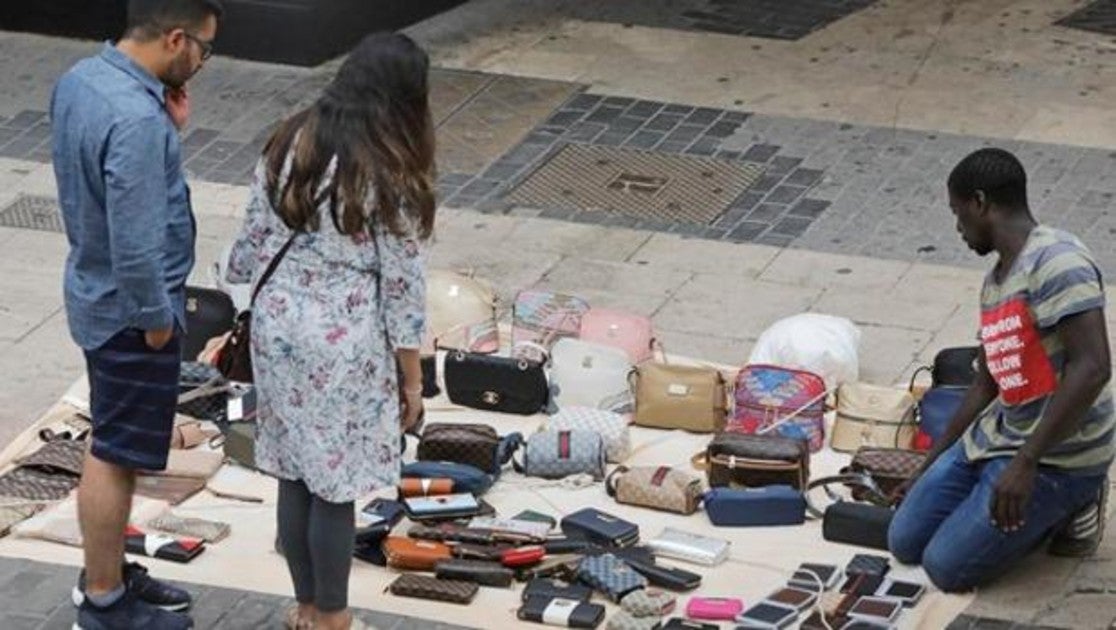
72, 587, 193, 630
72, 562, 192, 612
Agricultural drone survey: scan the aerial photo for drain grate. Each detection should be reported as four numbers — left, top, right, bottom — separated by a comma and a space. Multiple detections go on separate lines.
506, 144, 764, 224
0, 195, 64, 233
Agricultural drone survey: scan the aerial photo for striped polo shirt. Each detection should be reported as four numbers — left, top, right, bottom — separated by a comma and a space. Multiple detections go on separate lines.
963, 225, 1115, 475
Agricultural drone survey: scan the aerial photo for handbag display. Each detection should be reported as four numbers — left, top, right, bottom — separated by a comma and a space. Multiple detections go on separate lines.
631, 362, 727, 433
444, 351, 549, 415
183, 285, 236, 363
416, 423, 502, 474
577, 553, 648, 602
515, 430, 606, 480
730, 364, 827, 452
842, 447, 926, 499
426, 269, 499, 353
217, 233, 297, 382
606, 466, 703, 515
522, 578, 594, 603
518, 595, 606, 628
433, 558, 514, 587
831, 383, 917, 452
645, 528, 730, 566
512, 290, 591, 362
691, 432, 809, 490
561, 508, 640, 548
702, 486, 806, 527
401, 461, 495, 496
546, 407, 631, 463
549, 339, 635, 414
579, 308, 656, 364
621, 588, 677, 617
382, 536, 451, 571
387, 573, 479, 604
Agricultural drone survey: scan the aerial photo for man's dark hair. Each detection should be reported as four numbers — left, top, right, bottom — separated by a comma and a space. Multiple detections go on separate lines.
947, 147, 1029, 210
126, 0, 223, 40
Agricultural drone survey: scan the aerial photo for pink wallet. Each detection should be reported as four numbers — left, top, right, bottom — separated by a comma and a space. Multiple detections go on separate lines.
685, 597, 744, 620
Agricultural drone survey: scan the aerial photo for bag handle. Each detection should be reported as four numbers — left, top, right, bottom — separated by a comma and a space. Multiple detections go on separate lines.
690, 451, 709, 471
176, 377, 233, 405
604, 465, 629, 497
754, 387, 832, 436
803, 472, 889, 519
250, 231, 298, 307
908, 365, 932, 394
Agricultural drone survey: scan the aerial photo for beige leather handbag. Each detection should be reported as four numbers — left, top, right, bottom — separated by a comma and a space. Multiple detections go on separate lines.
830, 382, 917, 452
426, 269, 499, 352
631, 362, 727, 433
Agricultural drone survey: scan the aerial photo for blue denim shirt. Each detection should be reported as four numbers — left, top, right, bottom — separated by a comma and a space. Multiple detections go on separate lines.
51, 43, 195, 350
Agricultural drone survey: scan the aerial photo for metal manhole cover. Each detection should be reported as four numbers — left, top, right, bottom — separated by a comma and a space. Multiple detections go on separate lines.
506, 144, 764, 224
0, 195, 64, 233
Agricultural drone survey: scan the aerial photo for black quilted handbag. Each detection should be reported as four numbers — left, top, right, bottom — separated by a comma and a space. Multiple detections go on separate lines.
183, 286, 236, 362
178, 362, 232, 422
443, 351, 548, 415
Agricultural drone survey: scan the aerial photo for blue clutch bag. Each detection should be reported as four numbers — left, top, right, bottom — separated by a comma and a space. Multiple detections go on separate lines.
702, 486, 806, 527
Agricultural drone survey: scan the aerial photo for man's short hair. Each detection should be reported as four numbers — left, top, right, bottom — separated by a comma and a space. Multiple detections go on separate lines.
126, 0, 224, 40
947, 147, 1029, 209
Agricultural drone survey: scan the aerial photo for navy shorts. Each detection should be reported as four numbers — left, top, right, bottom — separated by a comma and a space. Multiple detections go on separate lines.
84, 328, 181, 471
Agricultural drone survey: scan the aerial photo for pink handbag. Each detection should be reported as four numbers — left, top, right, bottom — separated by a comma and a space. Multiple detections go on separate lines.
578, 308, 655, 364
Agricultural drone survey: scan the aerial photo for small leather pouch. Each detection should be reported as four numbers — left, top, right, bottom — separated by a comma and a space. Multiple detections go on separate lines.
621, 588, 676, 617
561, 508, 640, 548
381, 536, 451, 571
577, 553, 648, 602
822, 502, 894, 551
515, 429, 606, 480
631, 362, 727, 433
702, 486, 806, 527
387, 573, 478, 604
399, 477, 455, 498
546, 407, 632, 463
606, 466, 703, 515
645, 528, 729, 566
522, 578, 593, 603
607, 610, 663, 630
416, 423, 502, 474
518, 595, 606, 628
434, 558, 514, 587
691, 432, 809, 490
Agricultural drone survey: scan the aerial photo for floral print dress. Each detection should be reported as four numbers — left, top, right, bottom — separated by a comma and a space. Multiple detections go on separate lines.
226, 159, 426, 503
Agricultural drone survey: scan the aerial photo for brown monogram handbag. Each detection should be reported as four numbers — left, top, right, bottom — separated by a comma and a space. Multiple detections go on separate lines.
841, 447, 926, 499
691, 432, 810, 490
416, 424, 500, 474
606, 466, 703, 515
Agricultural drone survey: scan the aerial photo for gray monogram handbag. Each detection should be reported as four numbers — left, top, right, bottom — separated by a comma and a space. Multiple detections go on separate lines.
513, 429, 606, 480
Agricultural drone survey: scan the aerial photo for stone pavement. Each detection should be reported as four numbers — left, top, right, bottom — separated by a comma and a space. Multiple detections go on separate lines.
2, 0, 1116, 627
0, 556, 475, 630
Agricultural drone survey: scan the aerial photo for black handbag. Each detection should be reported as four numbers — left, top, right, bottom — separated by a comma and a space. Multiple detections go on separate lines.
443, 350, 548, 415
805, 473, 893, 551
183, 286, 236, 362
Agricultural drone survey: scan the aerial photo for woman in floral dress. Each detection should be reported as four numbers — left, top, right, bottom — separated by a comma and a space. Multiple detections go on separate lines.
225, 33, 434, 630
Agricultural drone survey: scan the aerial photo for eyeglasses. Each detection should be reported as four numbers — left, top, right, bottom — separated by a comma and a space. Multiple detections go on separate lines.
183, 32, 213, 61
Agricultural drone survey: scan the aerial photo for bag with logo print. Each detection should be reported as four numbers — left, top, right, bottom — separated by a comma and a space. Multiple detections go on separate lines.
606, 465, 703, 515
546, 406, 631, 463
514, 429, 606, 480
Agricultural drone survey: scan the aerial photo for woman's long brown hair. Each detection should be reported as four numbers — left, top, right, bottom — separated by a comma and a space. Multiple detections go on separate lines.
262, 32, 435, 239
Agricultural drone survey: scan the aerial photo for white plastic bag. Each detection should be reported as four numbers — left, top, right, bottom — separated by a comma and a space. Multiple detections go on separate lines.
748, 314, 861, 389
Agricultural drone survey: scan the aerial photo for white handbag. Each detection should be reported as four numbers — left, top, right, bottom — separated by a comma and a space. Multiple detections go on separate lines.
549, 338, 634, 414
546, 406, 631, 463
425, 269, 499, 353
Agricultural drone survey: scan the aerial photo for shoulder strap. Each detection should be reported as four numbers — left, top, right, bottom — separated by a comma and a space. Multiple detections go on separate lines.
250, 232, 298, 306
803, 472, 889, 519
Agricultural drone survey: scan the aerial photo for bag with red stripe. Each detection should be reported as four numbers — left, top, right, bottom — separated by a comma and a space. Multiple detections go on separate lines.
124, 525, 206, 563
514, 429, 605, 480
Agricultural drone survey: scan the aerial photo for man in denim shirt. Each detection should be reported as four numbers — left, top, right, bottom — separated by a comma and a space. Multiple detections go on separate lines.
51, 1, 221, 628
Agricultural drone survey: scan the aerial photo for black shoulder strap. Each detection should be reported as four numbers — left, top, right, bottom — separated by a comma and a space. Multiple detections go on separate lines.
803, 472, 889, 519
250, 232, 298, 306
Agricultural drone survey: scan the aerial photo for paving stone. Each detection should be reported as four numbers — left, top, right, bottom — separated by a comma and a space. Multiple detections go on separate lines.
787, 198, 830, 218
770, 216, 813, 237
727, 220, 769, 242
564, 93, 602, 111
3, 110, 47, 130
625, 100, 664, 118
631, 232, 778, 277
657, 274, 821, 338
624, 130, 666, 149
742, 143, 781, 163
566, 122, 607, 142
766, 185, 808, 205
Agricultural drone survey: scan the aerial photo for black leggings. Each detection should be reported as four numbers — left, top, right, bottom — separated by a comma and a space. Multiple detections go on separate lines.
276, 479, 355, 612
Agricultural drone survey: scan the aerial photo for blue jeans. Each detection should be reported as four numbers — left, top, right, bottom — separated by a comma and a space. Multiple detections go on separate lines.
888, 442, 1104, 592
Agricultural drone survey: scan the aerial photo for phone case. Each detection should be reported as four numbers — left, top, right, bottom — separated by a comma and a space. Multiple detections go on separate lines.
765, 586, 817, 611
645, 528, 730, 566
522, 578, 593, 603
433, 558, 514, 587
124, 530, 205, 564
502, 545, 546, 567
518, 595, 606, 628
877, 579, 924, 606
387, 573, 478, 604
789, 563, 840, 591
736, 601, 798, 629
841, 573, 886, 597
847, 596, 902, 623
685, 597, 743, 620
606, 610, 664, 630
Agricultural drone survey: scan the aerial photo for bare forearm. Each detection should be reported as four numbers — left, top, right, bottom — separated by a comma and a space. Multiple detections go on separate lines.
395, 348, 422, 392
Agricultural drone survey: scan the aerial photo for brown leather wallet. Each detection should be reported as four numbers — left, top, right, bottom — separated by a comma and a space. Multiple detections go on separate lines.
399, 477, 455, 498
387, 573, 478, 604
381, 536, 451, 571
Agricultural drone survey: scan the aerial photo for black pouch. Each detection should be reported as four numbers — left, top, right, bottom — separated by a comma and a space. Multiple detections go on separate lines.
822, 502, 894, 551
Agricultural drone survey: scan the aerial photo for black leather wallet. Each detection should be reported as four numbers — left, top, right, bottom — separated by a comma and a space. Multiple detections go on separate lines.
621, 557, 702, 592
453, 542, 512, 561
515, 554, 583, 582
354, 499, 404, 545
560, 508, 639, 548
822, 502, 894, 551
517, 595, 605, 628
434, 558, 514, 588
521, 578, 593, 603
544, 537, 595, 555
